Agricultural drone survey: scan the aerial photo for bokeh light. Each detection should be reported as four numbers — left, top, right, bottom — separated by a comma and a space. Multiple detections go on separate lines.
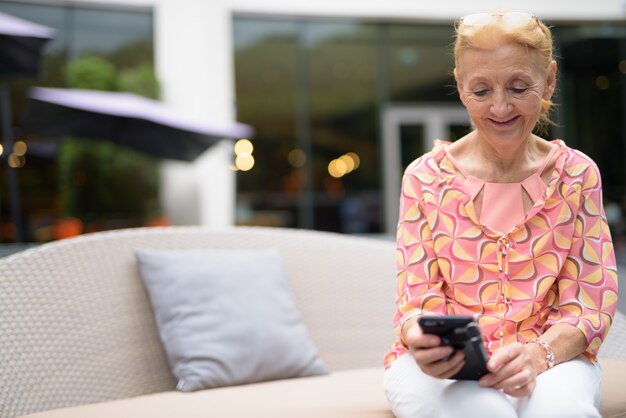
595, 75, 610, 90
13, 140, 27, 156
8, 153, 25, 168
287, 148, 306, 167
234, 139, 255, 171
346, 152, 360, 169
339, 154, 355, 173
234, 139, 253, 156
328, 158, 347, 178
235, 154, 255, 171
328, 152, 361, 178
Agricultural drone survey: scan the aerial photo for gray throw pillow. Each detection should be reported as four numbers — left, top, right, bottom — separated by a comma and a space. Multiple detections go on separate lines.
135, 248, 328, 392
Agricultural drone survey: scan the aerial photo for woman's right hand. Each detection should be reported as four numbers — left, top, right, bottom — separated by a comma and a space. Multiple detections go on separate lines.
403, 320, 466, 379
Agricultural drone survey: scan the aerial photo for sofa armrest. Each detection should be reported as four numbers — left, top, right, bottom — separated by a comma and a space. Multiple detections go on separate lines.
599, 310, 626, 361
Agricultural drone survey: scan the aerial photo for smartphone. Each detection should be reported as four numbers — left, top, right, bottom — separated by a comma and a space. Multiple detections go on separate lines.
417, 315, 489, 380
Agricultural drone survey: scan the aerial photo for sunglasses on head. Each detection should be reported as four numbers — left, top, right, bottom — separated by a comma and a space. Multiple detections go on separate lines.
458, 11, 538, 28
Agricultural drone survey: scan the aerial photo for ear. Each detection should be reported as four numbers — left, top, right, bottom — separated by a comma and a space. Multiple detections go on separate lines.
544, 60, 557, 100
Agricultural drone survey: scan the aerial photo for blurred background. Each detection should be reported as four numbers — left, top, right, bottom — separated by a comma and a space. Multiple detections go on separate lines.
0, 0, 625, 250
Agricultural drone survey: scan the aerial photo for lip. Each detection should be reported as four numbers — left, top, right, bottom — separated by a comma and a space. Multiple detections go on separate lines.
488, 115, 520, 128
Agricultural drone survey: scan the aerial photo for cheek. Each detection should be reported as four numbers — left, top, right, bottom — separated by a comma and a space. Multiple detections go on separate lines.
461, 92, 483, 109
517, 93, 544, 114
463, 98, 490, 117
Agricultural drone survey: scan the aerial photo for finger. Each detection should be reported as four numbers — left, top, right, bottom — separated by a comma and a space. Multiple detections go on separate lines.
438, 352, 466, 379
422, 350, 465, 378
413, 345, 455, 365
502, 380, 536, 398
480, 354, 526, 387
408, 333, 442, 350
491, 368, 534, 391
487, 342, 524, 372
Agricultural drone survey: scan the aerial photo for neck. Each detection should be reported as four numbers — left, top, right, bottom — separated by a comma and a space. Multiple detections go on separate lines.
474, 133, 536, 171
461, 132, 545, 182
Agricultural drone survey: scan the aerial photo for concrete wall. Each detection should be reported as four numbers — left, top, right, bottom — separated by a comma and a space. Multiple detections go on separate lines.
156, 0, 236, 226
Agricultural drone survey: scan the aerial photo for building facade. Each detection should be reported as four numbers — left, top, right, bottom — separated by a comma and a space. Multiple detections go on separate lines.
1, 0, 625, 240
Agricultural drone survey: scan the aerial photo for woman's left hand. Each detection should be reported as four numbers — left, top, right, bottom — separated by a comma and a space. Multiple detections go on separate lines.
478, 342, 537, 397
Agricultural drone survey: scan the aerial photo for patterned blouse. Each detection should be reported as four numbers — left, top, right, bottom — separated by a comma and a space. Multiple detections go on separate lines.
384, 140, 618, 368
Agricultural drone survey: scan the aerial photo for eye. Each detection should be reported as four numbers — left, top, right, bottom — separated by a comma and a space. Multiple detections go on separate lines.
509, 87, 528, 94
472, 89, 490, 97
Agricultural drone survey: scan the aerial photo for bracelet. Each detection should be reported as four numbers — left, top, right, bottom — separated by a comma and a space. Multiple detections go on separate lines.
527, 338, 556, 369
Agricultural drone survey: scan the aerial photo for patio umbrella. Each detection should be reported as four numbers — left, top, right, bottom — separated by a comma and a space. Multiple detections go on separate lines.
0, 11, 55, 77
21, 87, 254, 161
0, 12, 55, 242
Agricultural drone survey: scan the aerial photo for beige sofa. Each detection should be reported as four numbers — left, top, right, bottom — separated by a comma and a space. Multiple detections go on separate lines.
0, 226, 624, 418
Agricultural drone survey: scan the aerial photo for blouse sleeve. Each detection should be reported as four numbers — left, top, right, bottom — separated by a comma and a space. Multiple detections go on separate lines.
393, 164, 448, 342
547, 163, 619, 357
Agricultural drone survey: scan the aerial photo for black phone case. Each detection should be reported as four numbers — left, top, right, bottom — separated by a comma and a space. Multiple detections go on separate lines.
418, 315, 489, 380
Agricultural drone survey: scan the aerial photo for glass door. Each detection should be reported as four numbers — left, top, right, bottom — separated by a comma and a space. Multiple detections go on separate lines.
381, 104, 471, 234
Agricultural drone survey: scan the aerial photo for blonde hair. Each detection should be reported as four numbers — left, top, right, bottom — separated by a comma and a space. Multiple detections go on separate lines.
454, 13, 555, 131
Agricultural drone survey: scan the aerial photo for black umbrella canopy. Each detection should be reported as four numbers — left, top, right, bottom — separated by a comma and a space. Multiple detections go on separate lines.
22, 87, 255, 161
0, 11, 55, 77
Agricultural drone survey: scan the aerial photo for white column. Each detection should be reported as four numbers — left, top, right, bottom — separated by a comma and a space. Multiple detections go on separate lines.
155, 0, 236, 226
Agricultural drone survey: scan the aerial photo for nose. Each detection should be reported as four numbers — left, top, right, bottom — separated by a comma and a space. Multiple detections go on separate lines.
490, 90, 511, 117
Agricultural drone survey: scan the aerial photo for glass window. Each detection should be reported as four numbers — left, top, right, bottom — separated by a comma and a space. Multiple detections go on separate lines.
233, 18, 466, 234
553, 24, 626, 206
0, 1, 154, 243
233, 18, 299, 228
72, 7, 153, 67
306, 21, 380, 233
234, 18, 383, 233
387, 25, 457, 103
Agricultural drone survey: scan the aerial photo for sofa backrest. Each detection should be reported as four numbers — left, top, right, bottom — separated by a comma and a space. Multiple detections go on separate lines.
0, 226, 396, 417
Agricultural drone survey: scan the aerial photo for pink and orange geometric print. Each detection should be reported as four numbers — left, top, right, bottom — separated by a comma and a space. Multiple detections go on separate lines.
385, 140, 618, 368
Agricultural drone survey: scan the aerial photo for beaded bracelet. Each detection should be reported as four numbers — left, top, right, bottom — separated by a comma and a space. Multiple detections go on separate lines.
527, 338, 556, 369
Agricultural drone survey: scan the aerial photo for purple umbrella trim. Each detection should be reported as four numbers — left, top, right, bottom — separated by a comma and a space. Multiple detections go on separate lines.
0, 11, 55, 39
29, 87, 253, 140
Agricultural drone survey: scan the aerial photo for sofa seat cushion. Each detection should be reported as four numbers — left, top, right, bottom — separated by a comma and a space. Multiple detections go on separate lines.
21, 368, 394, 418
600, 359, 626, 418
19, 360, 626, 418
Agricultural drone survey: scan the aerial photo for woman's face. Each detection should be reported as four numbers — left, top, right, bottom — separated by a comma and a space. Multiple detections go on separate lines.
455, 42, 556, 148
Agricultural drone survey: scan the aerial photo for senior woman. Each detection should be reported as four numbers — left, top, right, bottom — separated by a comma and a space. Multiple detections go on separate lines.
383, 11, 618, 418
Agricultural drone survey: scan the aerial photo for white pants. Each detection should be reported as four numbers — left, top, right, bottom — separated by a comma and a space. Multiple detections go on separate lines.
384, 353, 602, 418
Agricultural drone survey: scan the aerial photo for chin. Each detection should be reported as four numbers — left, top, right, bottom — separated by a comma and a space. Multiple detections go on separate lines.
481, 130, 529, 145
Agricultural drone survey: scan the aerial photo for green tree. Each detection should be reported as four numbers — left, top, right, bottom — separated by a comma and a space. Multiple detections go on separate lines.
65, 55, 117, 91
58, 55, 161, 230
118, 62, 160, 99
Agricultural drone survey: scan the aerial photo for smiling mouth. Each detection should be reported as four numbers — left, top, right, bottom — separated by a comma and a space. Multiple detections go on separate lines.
490, 116, 520, 125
